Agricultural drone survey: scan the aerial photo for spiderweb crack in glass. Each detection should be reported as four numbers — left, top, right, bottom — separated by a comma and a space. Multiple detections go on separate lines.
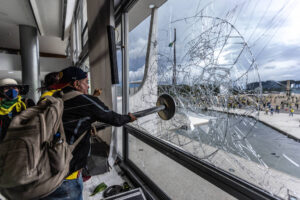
129, 12, 300, 199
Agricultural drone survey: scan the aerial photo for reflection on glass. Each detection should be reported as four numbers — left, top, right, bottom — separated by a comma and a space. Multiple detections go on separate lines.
128, 134, 236, 200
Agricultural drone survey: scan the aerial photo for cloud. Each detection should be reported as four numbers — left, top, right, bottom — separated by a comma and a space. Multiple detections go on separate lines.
261, 60, 298, 70
255, 43, 300, 63
129, 38, 147, 60
281, 74, 294, 78
259, 60, 300, 81
129, 0, 300, 85
129, 65, 145, 82
263, 66, 276, 70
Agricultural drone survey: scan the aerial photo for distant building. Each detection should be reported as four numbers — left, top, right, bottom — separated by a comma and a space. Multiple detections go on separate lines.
291, 80, 300, 94
247, 80, 300, 94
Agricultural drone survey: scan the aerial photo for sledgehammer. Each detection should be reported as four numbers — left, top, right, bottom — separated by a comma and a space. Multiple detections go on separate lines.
95, 94, 176, 130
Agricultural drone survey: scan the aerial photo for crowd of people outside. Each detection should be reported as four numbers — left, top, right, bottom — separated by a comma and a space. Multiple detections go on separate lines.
205, 93, 300, 135
211, 94, 299, 118
261, 95, 299, 117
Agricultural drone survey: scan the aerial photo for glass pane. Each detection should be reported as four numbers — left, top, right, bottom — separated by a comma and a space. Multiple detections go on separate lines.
82, 0, 88, 29
82, 57, 91, 94
128, 134, 236, 200
128, 0, 300, 199
82, 0, 88, 47
76, 15, 82, 55
128, 15, 150, 95
82, 26, 88, 47
116, 24, 123, 156
72, 21, 77, 62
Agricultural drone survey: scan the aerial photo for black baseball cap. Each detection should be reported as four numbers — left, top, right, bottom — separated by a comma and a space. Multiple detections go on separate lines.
59, 66, 87, 83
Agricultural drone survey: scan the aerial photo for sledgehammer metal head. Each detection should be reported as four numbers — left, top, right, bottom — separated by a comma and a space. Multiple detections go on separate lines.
131, 94, 176, 120
156, 94, 176, 120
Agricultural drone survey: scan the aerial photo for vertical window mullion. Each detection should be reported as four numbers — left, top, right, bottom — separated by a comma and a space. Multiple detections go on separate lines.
121, 12, 129, 162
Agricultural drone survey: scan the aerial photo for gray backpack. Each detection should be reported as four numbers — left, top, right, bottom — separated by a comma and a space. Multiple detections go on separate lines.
0, 91, 84, 200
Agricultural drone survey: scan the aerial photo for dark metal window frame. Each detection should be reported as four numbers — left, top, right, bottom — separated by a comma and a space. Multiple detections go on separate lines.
114, 0, 138, 26
81, 22, 88, 49
120, 125, 281, 200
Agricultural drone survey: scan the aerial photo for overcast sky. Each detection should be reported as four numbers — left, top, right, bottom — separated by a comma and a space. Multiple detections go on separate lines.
127, 0, 300, 84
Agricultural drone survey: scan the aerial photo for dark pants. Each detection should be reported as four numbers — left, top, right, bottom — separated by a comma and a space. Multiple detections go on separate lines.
40, 175, 83, 200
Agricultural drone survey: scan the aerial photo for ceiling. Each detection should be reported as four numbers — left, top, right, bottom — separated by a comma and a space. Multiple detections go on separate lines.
128, 0, 167, 31
113, 0, 167, 31
0, 0, 75, 83
0, 0, 35, 26
32, 0, 62, 36
0, 0, 76, 55
0, 0, 167, 55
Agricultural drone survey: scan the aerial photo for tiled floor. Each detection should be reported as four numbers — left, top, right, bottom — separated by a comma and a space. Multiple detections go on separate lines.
83, 167, 126, 200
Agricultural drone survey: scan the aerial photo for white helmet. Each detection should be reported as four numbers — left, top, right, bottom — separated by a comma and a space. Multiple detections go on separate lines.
0, 78, 29, 95
0, 78, 18, 87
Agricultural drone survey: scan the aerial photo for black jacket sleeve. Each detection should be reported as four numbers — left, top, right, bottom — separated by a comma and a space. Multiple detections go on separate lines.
83, 94, 131, 126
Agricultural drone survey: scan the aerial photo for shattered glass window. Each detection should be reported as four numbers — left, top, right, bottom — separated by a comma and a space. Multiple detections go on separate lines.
128, 0, 300, 199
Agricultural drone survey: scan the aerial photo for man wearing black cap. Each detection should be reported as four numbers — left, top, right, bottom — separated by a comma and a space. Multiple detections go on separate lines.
42, 66, 136, 200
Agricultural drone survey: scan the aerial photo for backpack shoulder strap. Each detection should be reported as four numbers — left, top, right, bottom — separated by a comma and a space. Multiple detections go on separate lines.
69, 130, 88, 152
61, 90, 87, 152
62, 90, 83, 102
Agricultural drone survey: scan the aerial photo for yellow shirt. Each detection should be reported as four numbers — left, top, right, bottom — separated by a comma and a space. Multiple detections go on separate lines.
65, 171, 79, 180
41, 89, 61, 98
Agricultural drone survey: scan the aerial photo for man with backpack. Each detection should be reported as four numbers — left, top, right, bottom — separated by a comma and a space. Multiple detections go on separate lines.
41, 66, 136, 200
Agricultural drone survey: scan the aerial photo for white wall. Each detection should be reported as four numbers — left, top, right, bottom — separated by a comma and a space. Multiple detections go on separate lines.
0, 53, 71, 82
